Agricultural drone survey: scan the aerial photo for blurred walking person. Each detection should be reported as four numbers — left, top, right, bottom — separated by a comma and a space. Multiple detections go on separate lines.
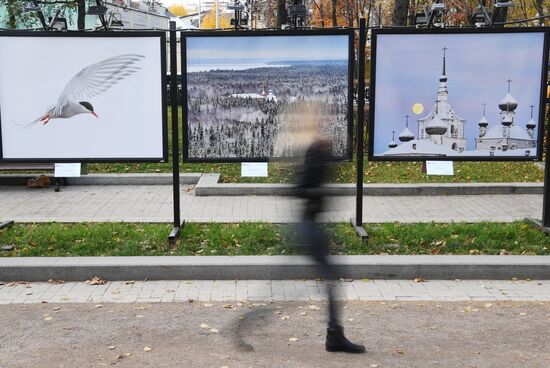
292, 104, 366, 353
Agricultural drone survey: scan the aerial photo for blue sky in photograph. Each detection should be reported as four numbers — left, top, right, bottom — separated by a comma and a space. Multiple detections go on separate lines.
373, 32, 546, 154
187, 35, 348, 62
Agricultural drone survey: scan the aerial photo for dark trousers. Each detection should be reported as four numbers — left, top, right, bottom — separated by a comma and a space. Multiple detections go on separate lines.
298, 215, 340, 329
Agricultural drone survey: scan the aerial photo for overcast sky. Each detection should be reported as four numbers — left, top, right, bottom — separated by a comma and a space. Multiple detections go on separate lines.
187, 35, 349, 61
372, 32, 546, 154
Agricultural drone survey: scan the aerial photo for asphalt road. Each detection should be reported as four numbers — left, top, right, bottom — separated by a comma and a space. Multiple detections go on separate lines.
1, 301, 549, 368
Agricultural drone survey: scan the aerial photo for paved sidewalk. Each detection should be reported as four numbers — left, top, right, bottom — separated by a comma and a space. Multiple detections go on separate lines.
0, 185, 542, 222
1, 279, 549, 304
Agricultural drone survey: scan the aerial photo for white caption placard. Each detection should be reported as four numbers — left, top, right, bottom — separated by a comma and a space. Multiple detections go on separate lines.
54, 163, 81, 177
426, 161, 454, 176
241, 162, 268, 177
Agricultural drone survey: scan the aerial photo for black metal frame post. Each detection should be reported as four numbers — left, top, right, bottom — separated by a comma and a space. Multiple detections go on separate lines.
351, 18, 368, 240
542, 94, 550, 228
169, 22, 184, 243
527, 82, 550, 233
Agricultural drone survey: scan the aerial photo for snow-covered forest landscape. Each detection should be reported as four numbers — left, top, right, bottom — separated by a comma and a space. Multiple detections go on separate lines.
185, 34, 350, 161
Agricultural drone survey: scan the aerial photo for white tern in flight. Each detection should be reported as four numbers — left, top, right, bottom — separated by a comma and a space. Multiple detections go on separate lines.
15, 54, 145, 126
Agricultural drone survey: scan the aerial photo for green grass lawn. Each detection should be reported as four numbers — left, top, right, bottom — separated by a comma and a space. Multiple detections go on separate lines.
1, 222, 548, 257
84, 108, 544, 183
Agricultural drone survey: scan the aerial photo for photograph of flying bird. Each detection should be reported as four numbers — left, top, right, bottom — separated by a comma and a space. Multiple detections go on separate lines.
15, 54, 145, 127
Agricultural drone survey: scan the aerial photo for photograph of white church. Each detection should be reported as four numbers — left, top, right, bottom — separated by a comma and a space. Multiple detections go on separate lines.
370, 30, 547, 160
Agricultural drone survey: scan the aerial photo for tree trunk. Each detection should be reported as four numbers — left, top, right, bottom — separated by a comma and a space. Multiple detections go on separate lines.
7, 0, 17, 29
366, 0, 373, 28
346, 0, 353, 26
331, 0, 337, 26
319, 1, 325, 27
392, 0, 409, 26
77, 0, 86, 30
534, 0, 545, 26
277, 0, 287, 27
408, 0, 416, 25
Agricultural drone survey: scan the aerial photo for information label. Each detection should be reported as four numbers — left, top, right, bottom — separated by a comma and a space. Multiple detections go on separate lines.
54, 163, 81, 177
426, 161, 454, 176
241, 162, 268, 177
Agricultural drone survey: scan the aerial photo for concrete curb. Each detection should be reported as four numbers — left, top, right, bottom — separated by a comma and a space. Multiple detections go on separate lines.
195, 173, 543, 196
0, 173, 543, 196
0, 173, 201, 186
1, 255, 549, 281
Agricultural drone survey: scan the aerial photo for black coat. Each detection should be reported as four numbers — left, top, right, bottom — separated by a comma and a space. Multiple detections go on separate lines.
295, 140, 331, 219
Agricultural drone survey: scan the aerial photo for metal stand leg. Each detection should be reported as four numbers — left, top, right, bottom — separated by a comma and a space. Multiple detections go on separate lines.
54, 177, 66, 192
352, 18, 368, 241
168, 21, 185, 244
526, 89, 550, 233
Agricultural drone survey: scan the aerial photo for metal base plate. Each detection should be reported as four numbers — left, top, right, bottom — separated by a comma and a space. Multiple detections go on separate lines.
350, 218, 368, 240
168, 221, 185, 243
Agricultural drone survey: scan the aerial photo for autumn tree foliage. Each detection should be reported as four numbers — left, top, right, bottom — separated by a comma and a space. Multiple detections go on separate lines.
201, 3, 231, 28
308, 0, 547, 28
168, 4, 188, 17
309, 0, 389, 28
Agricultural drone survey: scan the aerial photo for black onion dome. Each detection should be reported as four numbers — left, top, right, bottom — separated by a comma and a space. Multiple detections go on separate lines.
498, 93, 518, 111
425, 115, 447, 136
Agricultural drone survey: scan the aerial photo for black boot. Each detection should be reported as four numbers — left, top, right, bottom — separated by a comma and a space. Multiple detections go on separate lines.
325, 326, 366, 353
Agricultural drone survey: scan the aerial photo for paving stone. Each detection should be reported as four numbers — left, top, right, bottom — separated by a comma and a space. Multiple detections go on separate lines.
0, 185, 543, 223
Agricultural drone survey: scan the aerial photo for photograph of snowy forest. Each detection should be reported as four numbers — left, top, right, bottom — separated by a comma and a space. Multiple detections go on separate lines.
185, 32, 351, 161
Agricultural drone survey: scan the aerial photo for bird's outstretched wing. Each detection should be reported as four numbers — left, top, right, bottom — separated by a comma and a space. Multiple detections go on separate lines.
53, 54, 145, 116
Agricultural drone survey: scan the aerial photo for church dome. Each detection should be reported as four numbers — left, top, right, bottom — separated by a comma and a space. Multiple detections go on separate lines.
498, 93, 518, 111
479, 115, 488, 127
425, 115, 447, 136
388, 139, 397, 148
526, 118, 536, 129
399, 126, 414, 142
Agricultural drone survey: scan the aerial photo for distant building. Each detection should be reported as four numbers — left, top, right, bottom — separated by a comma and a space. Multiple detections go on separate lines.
384, 47, 467, 156
475, 81, 537, 152
416, 47, 467, 153
97, 0, 169, 29
0, 0, 169, 30
232, 88, 278, 102
382, 46, 537, 158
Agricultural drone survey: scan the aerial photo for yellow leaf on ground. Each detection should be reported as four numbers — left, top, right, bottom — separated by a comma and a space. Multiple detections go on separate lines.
289, 337, 298, 342
144, 346, 152, 352
87, 276, 106, 285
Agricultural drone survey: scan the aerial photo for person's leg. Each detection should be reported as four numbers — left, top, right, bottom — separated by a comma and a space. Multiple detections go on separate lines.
301, 220, 365, 353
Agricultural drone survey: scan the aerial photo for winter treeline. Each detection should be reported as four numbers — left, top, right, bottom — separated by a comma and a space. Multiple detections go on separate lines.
187, 64, 349, 159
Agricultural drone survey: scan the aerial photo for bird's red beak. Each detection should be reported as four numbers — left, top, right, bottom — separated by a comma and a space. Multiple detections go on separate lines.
91, 111, 98, 118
